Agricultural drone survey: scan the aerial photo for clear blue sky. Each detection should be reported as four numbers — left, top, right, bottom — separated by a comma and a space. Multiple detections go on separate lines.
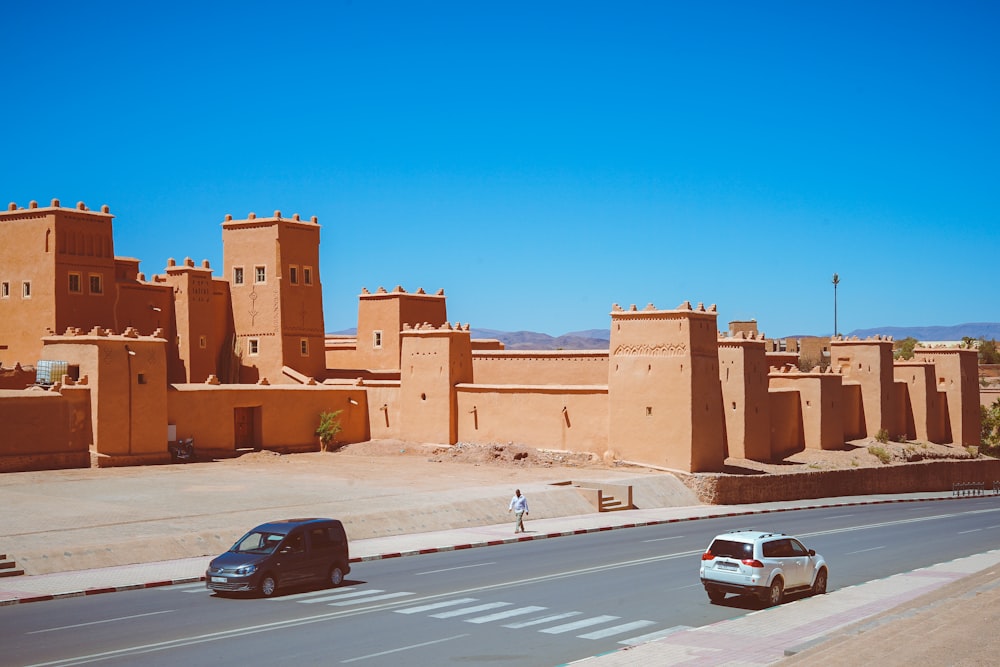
4, 1, 997, 338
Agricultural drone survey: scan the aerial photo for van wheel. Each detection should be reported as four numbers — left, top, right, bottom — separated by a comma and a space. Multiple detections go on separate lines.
329, 565, 345, 588
764, 578, 783, 607
260, 574, 278, 598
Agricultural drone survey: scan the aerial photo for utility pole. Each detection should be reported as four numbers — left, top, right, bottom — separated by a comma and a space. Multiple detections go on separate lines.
832, 273, 840, 337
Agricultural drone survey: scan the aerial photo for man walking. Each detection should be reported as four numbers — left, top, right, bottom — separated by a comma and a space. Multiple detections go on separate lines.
508, 488, 529, 533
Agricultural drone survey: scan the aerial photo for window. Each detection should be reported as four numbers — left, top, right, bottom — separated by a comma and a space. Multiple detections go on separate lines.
233, 267, 244, 285
68, 273, 82, 293
254, 266, 266, 284
248, 338, 259, 356
303, 266, 313, 285
290, 266, 298, 284
137, 373, 147, 385
373, 330, 382, 349
22, 281, 31, 298
89, 274, 103, 294
199, 335, 207, 349
300, 338, 309, 356
1, 282, 8, 298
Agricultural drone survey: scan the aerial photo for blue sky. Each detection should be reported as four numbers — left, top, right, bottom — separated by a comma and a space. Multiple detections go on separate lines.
3, 1, 997, 337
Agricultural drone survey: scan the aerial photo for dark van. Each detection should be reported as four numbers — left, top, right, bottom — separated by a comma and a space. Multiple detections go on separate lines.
206, 518, 350, 597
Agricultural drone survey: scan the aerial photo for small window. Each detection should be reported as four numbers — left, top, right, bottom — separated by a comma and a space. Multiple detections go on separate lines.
300, 338, 309, 356
373, 330, 382, 349
290, 266, 298, 284
303, 266, 313, 285
22, 281, 31, 298
248, 338, 259, 356
89, 274, 103, 294
254, 266, 266, 284
233, 266, 244, 285
199, 335, 207, 349
137, 373, 147, 385
1, 282, 9, 298
68, 273, 82, 293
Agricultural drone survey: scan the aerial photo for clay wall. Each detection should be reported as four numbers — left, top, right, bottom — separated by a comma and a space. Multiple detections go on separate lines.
914, 348, 981, 446
471, 351, 608, 385
0, 388, 90, 472
841, 382, 864, 440
894, 362, 945, 442
718, 336, 770, 460
359, 381, 402, 440
455, 385, 609, 455
983, 388, 1000, 409
768, 388, 803, 459
769, 369, 844, 450
167, 383, 369, 456
831, 337, 896, 438
399, 324, 473, 444
0, 365, 35, 389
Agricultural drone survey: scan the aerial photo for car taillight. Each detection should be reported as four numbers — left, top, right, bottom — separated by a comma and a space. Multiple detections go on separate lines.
701, 552, 715, 561
742, 559, 764, 568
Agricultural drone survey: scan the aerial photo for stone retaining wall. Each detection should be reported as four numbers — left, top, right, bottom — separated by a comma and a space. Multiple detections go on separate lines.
686, 458, 1000, 505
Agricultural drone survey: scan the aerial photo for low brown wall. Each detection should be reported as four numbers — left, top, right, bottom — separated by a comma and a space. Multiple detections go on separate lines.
686, 458, 1000, 505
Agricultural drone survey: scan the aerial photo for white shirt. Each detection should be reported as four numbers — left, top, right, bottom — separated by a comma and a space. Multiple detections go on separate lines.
509, 494, 528, 512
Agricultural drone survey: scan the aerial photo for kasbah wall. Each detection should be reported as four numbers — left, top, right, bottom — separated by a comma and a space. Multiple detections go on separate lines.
0, 198, 993, 498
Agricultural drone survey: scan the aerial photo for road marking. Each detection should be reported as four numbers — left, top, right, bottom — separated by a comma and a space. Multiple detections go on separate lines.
619, 625, 693, 645
329, 591, 414, 605
958, 529, 982, 534
540, 615, 620, 634
643, 536, 684, 543
395, 598, 479, 614
578, 619, 656, 639
823, 514, 855, 519
28, 610, 175, 634
464, 605, 547, 623
504, 612, 581, 628
431, 602, 511, 618
340, 634, 469, 663
275, 588, 364, 601
845, 546, 885, 555
298, 589, 385, 603
416, 562, 495, 575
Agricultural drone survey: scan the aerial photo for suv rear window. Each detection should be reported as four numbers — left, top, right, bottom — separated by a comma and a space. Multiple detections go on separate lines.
710, 539, 753, 559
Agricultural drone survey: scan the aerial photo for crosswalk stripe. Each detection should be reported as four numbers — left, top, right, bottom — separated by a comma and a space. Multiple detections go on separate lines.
272, 588, 362, 601
329, 591, 414, 605
430, 602, 512, 618
578, 619, 656, 640
464, 606, 548, 624
503, 611, 581, 628
540, 615, 621, 634
298, 589, 385, 603
619, 625, 692, 645
395, 598, 479, 614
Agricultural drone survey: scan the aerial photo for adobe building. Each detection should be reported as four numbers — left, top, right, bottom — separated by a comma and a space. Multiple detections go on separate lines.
0, 196, 983, 474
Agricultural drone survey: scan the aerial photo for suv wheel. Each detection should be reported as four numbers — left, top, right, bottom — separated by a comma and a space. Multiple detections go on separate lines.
764, 578, 783, 607
706, 586, 726, 604
329, 565, 345, 588
812, 568, 828, 595
260, 574, 278, 598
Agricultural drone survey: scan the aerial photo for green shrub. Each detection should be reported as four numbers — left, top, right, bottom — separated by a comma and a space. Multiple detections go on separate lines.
875, 429, 890, 444
868, 445, 892, 464
316, 410, 343, 452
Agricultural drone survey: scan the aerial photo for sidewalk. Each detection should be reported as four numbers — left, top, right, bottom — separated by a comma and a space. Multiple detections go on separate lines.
3, 492, 998, 665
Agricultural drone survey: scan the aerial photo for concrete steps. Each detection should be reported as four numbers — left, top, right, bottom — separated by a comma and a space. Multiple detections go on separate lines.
0, 554, 24, 577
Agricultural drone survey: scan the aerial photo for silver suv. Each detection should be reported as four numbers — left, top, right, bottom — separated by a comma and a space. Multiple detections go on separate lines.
699, 530, 828, 606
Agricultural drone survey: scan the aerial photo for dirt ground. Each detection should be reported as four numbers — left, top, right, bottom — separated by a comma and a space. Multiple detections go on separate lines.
230, 437, 980, 479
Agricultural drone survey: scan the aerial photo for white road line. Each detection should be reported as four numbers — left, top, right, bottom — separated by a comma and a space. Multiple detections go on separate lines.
340, 634, 469, 663
329, 592, 414, 605
540, 615, 620, 634
464, 606, 548, 624
958, 528, 982, 534
845, 546, 886, 555
415, 562, 495, 575
28, 610, 175, 634
274, 588, 363, 601
395, 598, 479, 614
619, 625, 693, 645
643, 536, 684, 543
430, 602, 511, 618
578, 619, 656, 640
298, 589, 385, 604
503, 611, 581, 628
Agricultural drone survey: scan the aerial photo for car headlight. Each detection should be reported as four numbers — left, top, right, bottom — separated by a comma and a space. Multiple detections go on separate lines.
234, 564, 257, 576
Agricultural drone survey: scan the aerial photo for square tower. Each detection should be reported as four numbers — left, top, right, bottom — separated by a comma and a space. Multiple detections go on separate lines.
355, 286, 448, 371
608, 301, 725, 472
223, 211, 326, 383
913, 348, 980, 446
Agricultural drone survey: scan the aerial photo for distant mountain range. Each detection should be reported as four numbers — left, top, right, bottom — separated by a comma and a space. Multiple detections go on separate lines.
331, 323, 1000, 351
